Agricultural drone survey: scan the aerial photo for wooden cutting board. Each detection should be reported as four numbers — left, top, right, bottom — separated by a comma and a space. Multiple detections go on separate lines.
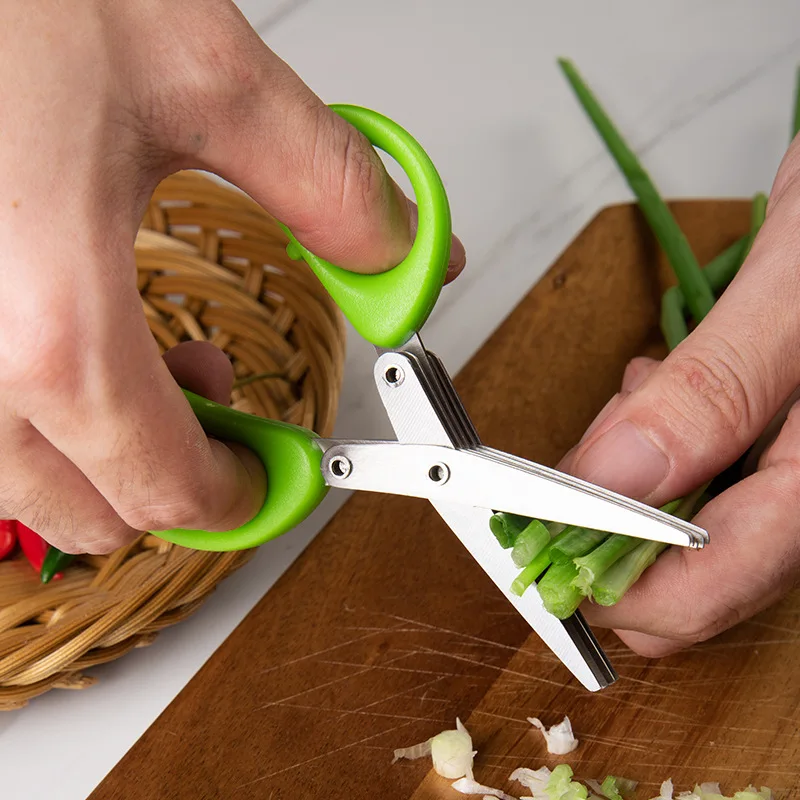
91, 201, 800, 800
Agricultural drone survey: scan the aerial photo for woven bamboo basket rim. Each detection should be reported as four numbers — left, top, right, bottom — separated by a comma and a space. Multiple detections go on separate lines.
0, 171, 346, 709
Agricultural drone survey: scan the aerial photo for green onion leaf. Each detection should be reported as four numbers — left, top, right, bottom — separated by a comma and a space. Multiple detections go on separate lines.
558, 57, 714, 322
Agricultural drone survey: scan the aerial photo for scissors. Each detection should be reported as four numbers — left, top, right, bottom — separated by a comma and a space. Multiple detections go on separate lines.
155, 105, 709, 691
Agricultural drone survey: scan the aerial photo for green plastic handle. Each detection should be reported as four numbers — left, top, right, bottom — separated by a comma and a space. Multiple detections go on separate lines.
153, 391, 328, 551
153, 107, 450, 551
281, 105, 452, 349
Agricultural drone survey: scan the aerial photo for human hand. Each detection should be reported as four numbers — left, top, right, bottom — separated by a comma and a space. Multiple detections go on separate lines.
0, 0, 465, 553
559, 136, 800, 657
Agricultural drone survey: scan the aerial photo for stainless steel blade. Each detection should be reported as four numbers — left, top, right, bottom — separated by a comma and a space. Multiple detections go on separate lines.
367, 334, 617, 691
431, 501, 615, 691
318, 440, 706, 547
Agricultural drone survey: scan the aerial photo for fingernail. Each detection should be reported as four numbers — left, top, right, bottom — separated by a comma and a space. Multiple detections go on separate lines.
573, 420, 670, 498
405, 196, 466, 282
447, 234, 467, 276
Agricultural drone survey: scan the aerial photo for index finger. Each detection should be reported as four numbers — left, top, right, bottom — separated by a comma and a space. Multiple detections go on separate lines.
25, 288, 265, 538
580, 465, 800, 654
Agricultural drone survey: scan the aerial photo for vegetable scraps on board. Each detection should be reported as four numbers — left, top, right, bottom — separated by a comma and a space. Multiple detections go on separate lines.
392, 717, 774, 800
490, 56, 791, 618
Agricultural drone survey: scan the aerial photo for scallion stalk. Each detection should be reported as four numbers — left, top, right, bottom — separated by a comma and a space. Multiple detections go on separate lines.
558, 58, 715, 322
511, 520, 551, 568
510, 548, 553, 597
741, 192, 768, 262
792, 65, 800, 140
536, 561, 584, 619
662, 233, 752, 348
660, 286, 689, 351
510, 527, 573, 597
571, 500, 682, 596
571, 534, 641, 596
490, 512, 531, 549
591, 539, 667, 607
548, 526, 607, 565
703, 235, 749, 291
590, 490, 704, 606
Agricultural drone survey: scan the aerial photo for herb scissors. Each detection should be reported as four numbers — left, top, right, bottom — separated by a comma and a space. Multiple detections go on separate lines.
156, 105, 709, 691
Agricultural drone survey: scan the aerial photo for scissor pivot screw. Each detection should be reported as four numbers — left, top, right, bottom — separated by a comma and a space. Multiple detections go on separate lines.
330, 456, 353, 479
428, 463, 450, 485
383, 365, 405, 387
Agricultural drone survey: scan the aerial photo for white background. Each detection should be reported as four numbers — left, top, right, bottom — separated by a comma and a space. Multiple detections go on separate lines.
2, 2, 800, 798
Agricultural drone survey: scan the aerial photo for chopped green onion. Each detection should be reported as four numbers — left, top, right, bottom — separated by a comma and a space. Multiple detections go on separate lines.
511, 519, 551, 568
547, 764, 589, 800
589, 491, 704, 607
489, 512, 531, 549
601, 776, 625, 800
572, 534, 641, 596
558, 57, 714, 322
510, 548, 552, 597
510, 527, 574, 596
548, 526, 607, 565
613, 776, 639, 796
571, 500, 682, 595
537, 561, 585, 619
591, 539, 667, 607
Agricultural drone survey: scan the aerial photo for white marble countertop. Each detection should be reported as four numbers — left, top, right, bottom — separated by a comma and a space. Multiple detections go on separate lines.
2, 2, 799, 798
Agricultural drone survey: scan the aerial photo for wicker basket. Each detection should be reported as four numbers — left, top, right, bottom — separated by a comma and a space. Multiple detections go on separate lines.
0, 171, 346, 709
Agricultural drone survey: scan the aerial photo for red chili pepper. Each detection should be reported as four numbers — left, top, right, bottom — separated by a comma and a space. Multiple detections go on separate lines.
0, 520, 16, 561
17, 522, 50, 573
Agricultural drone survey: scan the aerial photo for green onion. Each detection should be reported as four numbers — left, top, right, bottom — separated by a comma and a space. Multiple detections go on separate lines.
537, 561, 585, 619
571, 500, 682, 595
591, 539, 666, 607
511, 519, 551, 568
510, 527, 573, 596
664, 234, 748, 326
546, 763, 588, 800
703, 235, 749, 291
792, 65, 800, 140
741, 192, 768, 262
558, 57, 714, 322
510, 548, 553, 597
601, 776, 625, 800
590, 491, 704, 606
571, 534, 641, 596
660, 286, 689, 351
548, 526, 607, 565
489, 512, 531, 549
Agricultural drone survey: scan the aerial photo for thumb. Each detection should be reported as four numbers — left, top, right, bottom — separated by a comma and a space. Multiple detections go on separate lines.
564, 188, 800, 504
160, 16, 465, 276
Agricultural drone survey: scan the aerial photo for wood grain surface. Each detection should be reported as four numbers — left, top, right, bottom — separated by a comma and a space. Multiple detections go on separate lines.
92, 200, 800, 800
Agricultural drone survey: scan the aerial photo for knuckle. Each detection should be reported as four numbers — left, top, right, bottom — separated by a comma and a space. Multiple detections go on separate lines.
308, 111, 387, 226
2, 314, 83, 398
336, 126, 387, 214
665, 343, 756, 438
118, 480, 223, 533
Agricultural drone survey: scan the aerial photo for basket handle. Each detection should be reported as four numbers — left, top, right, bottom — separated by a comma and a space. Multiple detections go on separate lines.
280, 105, 452, 349
152, 391, 328, 551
